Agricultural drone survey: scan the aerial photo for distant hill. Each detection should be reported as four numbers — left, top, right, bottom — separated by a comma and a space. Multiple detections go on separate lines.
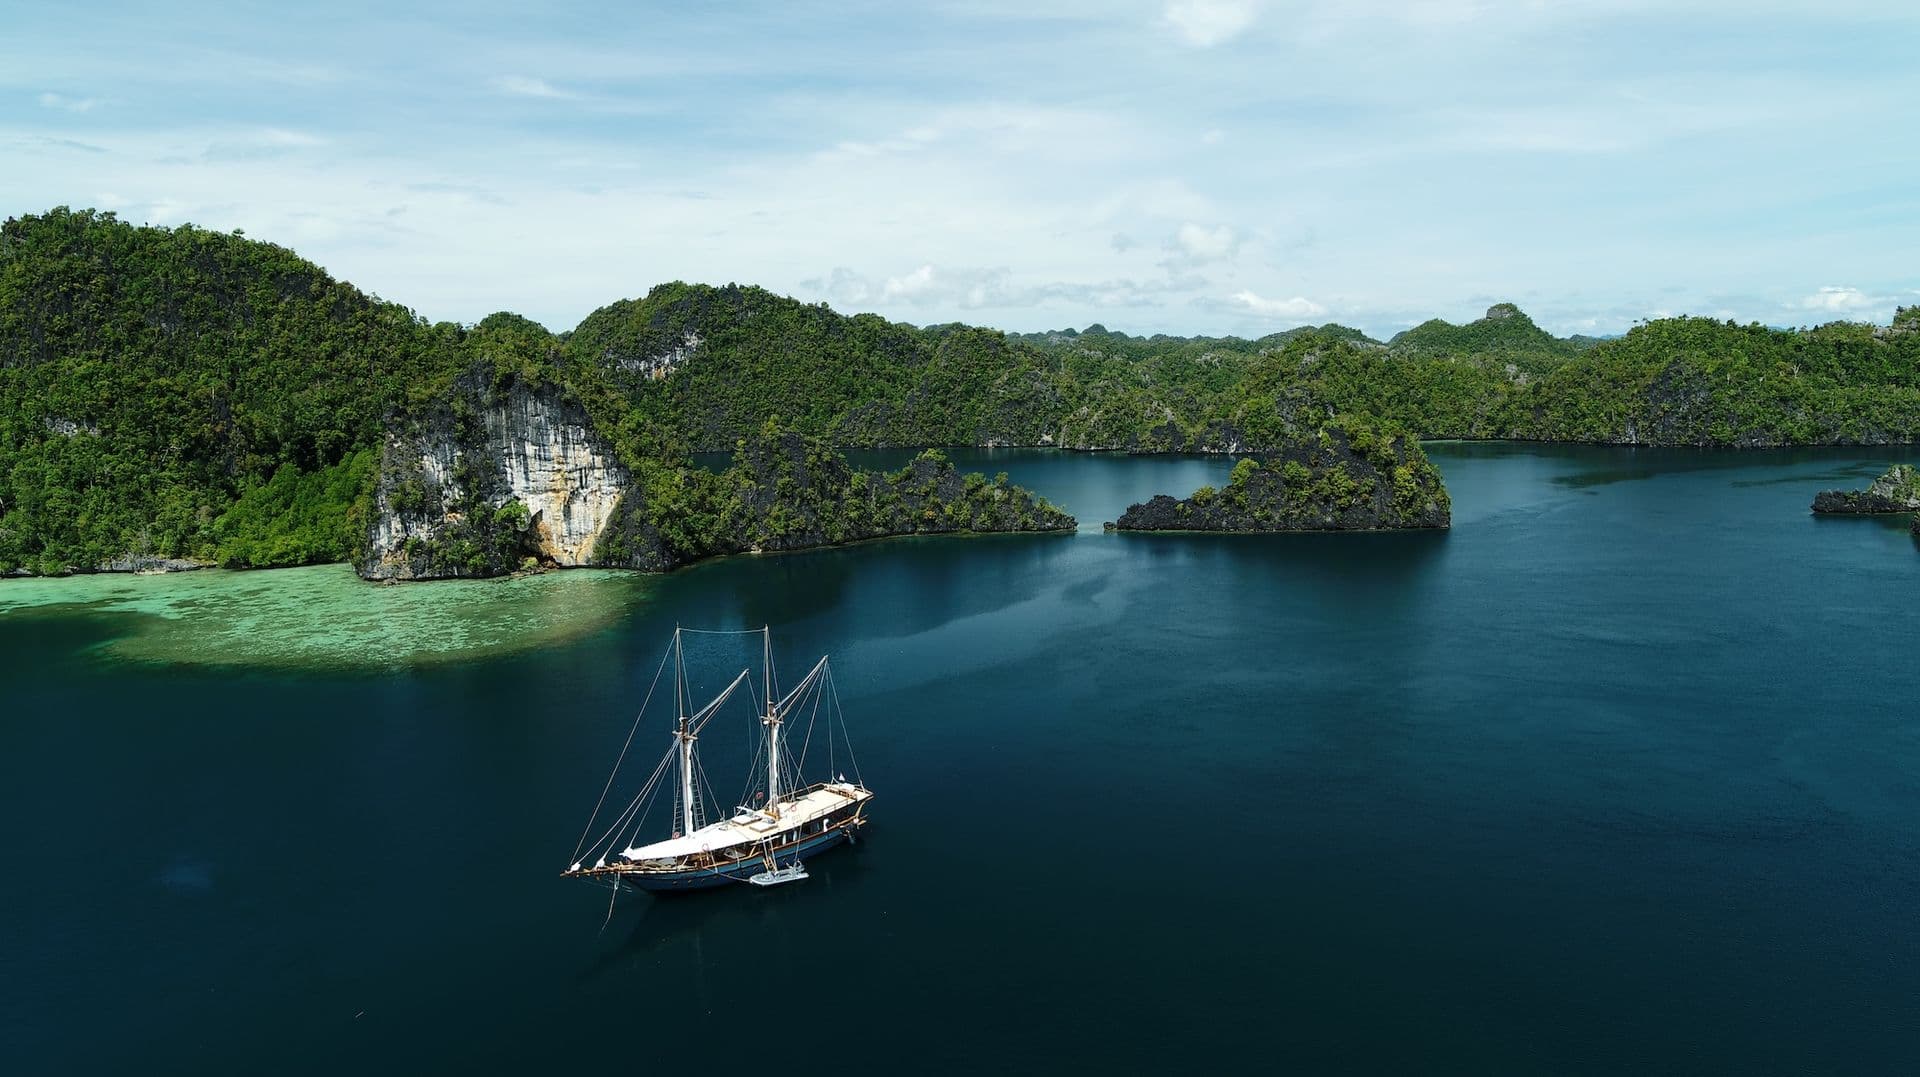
568, 282, 1060, 449
5, 207, 1918, 575
1388, 303, 1581, 374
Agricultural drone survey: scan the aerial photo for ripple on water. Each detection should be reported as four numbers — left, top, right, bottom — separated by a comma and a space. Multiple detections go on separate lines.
0, 563, 652, 670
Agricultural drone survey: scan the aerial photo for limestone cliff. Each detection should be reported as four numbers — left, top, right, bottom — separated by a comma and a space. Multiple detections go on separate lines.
359, 370, 629, 580
359, 375, 1074, 581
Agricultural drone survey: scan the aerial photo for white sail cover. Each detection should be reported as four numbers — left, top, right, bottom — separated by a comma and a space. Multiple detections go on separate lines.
621, 783, 869, 861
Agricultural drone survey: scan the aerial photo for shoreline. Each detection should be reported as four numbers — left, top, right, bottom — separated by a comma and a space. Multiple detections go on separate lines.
7, 441, 1917, 582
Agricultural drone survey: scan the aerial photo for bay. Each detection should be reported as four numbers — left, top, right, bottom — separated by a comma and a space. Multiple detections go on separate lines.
3, 443, 1918, 1074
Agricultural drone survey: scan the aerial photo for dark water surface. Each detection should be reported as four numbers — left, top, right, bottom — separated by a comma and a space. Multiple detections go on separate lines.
4, 444, 1919, 1074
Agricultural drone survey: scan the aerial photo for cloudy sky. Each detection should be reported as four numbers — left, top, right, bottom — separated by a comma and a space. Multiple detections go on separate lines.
4, 1, 1916, 337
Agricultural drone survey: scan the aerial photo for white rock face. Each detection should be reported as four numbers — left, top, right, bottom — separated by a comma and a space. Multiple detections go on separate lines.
362, 436, 457, 577
486, 390, 629, 565
614, 329, 700, 381
362, 384, 630, 578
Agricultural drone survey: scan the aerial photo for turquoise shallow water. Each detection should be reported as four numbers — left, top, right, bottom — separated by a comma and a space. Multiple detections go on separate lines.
0, 563, 651, 669
3, 444, 1919, 1074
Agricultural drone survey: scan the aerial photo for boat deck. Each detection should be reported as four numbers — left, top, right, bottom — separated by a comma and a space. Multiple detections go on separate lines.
619, 782, 870, 863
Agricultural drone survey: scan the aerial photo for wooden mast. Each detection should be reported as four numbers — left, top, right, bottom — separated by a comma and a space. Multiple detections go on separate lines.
764, 625, 782, 818
675, 628, 695, 837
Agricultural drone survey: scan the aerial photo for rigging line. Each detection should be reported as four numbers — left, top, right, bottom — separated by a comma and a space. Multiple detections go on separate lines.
795, 671, 825, 776
598, 879, 620, 934
772, 671, 808, 795
570, 637, 675, 865
737, 719, 768, 813
783, 683, 812, 792
590, 788, 646, 862
618, 743, 679, 852
582, 745, 675, 863
823, 664, 837, 779
765, 630, 779, 711
676, 627, 768, 635
677, 630, 690, 721
618, 757, 670, 855
694, 755, 722, 833
828, 666, 864, 786
735, 673, 767, 809
773, 655, 830, 714
595, 739, 676, 859
688, 668, 752, 734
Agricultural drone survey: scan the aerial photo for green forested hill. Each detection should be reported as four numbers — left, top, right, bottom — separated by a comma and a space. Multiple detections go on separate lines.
1387, 302, 1585, 372
4, 208, 1916, 575
0, 208, 473, 572
1017, 304, 1920, 446
566, 282, 1062, 448
0, 215, 1087, 574
1515, 315, 1920, 444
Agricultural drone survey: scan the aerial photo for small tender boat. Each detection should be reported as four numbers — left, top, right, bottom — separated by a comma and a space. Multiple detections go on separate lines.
748, 862, 809, 887
564, 626, 872, 893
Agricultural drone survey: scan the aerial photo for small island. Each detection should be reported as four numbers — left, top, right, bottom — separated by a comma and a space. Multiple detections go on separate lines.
1811, 464, 1920, 514
1106, 419, 1450, 533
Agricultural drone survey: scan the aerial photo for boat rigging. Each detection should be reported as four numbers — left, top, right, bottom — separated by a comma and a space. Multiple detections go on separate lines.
564, 626, 873, 893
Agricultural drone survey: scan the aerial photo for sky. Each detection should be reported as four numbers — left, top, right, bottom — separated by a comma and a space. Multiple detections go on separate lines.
3, 1, 1917, 339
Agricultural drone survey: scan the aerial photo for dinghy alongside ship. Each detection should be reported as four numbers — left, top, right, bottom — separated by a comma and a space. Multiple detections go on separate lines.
564, 627, 872, 893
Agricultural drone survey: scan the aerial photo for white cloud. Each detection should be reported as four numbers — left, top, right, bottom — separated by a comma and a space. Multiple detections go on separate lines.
883, 264, 944, 300
819, 126, 943, 161
1161, 0, 1261, 47
491, 75, 574, 99
8, 3, 1916, 340
201, 128, 326, 161
37, 92, 99, 112
1231, 290, 1327, 319
1176, 222, 1237, 260
805, 264, 1201, 313
259, 128, 324, 147
801, 264, 1019, 309
1801, 286, 1878, 312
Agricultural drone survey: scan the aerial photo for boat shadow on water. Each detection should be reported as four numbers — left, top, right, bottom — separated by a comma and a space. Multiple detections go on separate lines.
573, 849, 875, 982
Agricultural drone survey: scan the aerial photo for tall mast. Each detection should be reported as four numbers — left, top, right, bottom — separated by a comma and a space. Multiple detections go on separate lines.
764, 625, 782, 816
674, 628, 695, 836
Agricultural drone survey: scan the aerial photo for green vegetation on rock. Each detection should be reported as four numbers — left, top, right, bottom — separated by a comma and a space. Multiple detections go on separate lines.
1811, 463, 1920, 514
0, 208, 467, 573
1107, 415, 1450, 532
594, 427, 1075, 574
5, 208, 1917, 575
214, 449, 376, 567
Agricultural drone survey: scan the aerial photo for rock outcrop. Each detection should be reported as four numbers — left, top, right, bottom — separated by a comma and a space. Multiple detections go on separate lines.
1812, 464, 1920, 514
595, 433, 1075, 571
359, 376, 1075, 581
1107, 420, 1450, 532
723, 434, 1075, 551
359, 370, 630, 580
95, 556, 214, 574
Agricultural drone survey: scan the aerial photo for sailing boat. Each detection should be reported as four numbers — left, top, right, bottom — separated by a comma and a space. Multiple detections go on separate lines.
563, 627, 873, 892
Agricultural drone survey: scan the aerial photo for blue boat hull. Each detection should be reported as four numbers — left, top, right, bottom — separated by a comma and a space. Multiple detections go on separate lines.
619, 824, 857, 892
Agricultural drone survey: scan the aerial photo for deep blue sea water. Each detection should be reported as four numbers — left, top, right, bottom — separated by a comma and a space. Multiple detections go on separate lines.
4, 444, 1919, 1074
